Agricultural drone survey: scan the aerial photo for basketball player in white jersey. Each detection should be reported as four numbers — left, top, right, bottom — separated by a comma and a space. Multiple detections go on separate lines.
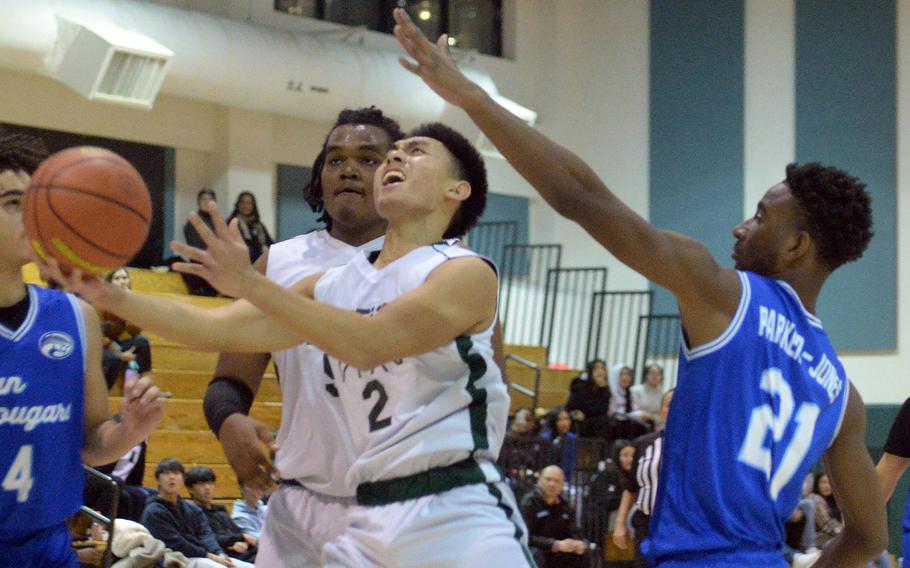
44, 121, 532, 567
203, 107, 403, 567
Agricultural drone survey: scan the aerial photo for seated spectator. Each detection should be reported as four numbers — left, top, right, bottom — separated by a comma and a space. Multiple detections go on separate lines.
607, 363, 649, 441
630, 363, 665, 430
142, 458, 254, 567
542, 408, 578, 480
100, 268, 152, 390
810, 472, 842, 548
228, 191, 273, 263
520, 465, 589, 568
566, 359, 612, 439
782, 501, 819, 565
500, 408, 556, 500
182, 188, 220, 296
231, 483, 268, 543
186, 467, 257, 563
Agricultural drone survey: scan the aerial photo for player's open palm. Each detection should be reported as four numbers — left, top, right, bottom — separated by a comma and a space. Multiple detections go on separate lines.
171, 204, 255, 298
219, 413, 278, 492
392, 8, 480, 109
119, 373, 165, 438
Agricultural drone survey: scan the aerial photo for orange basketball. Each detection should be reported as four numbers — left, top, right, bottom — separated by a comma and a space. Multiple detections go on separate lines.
24, 146, 152, 275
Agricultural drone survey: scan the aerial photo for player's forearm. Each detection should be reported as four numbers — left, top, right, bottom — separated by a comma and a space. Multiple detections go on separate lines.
107, 290, 284, 353
81, 419, 145, 466
457, 89, 686, 289
242, 275, 410, 369
813, 528, 887, 568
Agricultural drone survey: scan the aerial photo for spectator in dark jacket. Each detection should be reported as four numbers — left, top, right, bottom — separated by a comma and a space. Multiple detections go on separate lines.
186, 467, 257, 562
520, 465, 589, 568
142, 458, 254, 567
181, 188, 219, 296
566, 359, 612, 439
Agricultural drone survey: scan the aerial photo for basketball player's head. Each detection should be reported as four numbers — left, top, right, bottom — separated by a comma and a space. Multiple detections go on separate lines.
185, 466, 217, 506
375, 122, 487, 239
305, 107, 404, 236
732, 162, 873, 276
0, 130, 48, 270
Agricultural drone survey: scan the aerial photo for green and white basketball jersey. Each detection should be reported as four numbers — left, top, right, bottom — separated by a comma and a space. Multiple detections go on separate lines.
266, 230, 384, 496
314, 240, 508, 488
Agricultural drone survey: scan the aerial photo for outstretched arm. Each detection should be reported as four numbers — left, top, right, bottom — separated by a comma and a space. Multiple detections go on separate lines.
814, 383, 888, 568
391, 8, 741, 345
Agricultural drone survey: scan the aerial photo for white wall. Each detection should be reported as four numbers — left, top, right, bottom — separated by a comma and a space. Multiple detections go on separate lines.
1, 0, 902, 402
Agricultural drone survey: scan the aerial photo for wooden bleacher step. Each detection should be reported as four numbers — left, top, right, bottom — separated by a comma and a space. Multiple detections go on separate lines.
150, 370, 281, 402
109, 398, 281, 431
148, 431, 226, 464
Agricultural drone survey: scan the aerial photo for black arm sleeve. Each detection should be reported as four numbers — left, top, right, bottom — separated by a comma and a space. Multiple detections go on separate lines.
884, 397, 910, 457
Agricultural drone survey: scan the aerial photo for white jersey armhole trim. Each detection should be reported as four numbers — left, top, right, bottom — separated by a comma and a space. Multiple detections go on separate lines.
829, 379, 851, 448
66, 292, 89, 374
429, 244, 500, 335
682, 271, 751, 361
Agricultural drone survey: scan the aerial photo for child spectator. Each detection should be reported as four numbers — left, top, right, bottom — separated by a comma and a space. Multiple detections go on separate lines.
231, 483, 268, 543
186, 467, 257, 563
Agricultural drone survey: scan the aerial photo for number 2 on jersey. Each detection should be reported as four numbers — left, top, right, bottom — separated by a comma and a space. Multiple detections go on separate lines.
363, 380, 392, 432
3, 445, 34, 502
738, 368, 820, 500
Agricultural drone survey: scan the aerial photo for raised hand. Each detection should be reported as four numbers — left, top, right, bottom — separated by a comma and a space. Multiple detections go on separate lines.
170, 203, 257, 299
218, 413, 279, 493
119, 372, 165, 440
392, 7, 485, 109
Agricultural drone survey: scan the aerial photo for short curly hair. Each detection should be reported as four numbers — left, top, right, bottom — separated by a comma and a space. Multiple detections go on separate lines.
408, 122, 487, 239
0, 130, 49, 175
785, 162, 873, 270
304, 107, 404, 230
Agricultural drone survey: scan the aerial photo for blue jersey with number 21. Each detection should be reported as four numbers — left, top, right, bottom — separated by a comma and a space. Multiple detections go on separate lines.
643, 271, 850, 567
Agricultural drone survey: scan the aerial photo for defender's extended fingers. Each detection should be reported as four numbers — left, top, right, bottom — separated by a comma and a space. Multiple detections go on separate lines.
205, 201, 231, 238
170, 240, 211, 264
188, 210, 218, 248
393, 8, 435, 56
170, 261, 206, 278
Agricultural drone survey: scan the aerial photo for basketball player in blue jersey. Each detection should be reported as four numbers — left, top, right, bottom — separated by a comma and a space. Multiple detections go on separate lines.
387, 7, 887, 567
0, 132, 165, 566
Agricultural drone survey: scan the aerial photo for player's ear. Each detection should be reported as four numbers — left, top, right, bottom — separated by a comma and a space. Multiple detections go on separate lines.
788, 229, 813, 263
447, 180, 471, 203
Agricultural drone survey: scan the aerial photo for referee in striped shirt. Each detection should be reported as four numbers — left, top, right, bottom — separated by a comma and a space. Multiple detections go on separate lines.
613, 388, 674, 567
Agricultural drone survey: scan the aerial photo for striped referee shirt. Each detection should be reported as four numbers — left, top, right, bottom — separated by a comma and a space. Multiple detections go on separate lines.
623, 430, 664, 516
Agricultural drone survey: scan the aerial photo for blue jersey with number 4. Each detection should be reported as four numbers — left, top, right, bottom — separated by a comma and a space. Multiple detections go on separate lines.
643, 271, 849, 567
0, 286, 85, 538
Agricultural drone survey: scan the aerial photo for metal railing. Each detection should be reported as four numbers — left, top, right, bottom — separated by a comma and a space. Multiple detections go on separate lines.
541, 267, 608, 369
500, 244, 562, 345
505, 353, 540, 409
586, 290, 653, 368
633, 314, 682, 388
465, 220, 519, 271
79, 465, 119, 568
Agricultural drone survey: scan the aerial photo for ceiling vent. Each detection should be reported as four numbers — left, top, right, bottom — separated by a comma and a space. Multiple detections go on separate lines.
44, 16, 173, 110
